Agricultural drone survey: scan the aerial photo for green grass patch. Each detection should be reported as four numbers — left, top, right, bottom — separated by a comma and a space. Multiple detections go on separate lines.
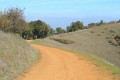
30, 39, 41, 44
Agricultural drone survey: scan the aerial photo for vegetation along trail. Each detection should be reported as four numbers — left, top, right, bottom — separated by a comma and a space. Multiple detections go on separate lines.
16, 44, 114, 80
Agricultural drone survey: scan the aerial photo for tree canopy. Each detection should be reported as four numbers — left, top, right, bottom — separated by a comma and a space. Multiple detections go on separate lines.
0, 7, 27, 33
67, 21, 84, 32
1, 7, 120, 40
27, 20, 51, 39
56, 27, 66, 34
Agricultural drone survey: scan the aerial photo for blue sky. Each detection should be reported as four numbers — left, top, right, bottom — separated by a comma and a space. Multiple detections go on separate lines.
0, 0, 120, 28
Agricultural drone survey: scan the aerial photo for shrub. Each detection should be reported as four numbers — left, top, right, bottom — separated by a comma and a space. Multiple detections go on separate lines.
0, 7, 28, 34
101, 31, 104, 33
67, 21, 84, 32
105, 37, 111, 39
104, 28, 107, 30
109, 30, 116, 33
50, 38, 74, 44
56, 27, 66, 34
97, 34, 101, 36
108, 35, 120, 46
90, 31, 94, 33
114, 35, 120, 46
108, 39, 119, 46
28, 20, 51, 38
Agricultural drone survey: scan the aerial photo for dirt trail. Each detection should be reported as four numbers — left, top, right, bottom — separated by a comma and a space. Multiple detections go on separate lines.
16, 44, 113, 80
26, 40, 33, 42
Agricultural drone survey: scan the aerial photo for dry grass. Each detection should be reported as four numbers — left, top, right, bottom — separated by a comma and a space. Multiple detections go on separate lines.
31, 23, 120, 69
0, 31, 39, 80
31, 23, 120, 79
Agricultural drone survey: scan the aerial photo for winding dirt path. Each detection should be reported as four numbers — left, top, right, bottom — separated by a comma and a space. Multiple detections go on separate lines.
16, 44, 113, 80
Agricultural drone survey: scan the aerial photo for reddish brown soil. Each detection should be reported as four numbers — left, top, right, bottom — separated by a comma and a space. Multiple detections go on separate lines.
16, 44, 113, 80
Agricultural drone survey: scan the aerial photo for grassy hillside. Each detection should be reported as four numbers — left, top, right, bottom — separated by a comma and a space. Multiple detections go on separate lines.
0, 31, 39, 80
31, 23, 120, 69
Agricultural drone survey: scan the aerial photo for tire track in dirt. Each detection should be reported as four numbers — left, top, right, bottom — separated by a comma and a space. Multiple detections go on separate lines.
16, 44, 113, 80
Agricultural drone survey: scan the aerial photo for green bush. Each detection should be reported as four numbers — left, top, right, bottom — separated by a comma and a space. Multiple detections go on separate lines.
67, 21, 84, 32
28, 20, 51, 39
56, 27, 66, 34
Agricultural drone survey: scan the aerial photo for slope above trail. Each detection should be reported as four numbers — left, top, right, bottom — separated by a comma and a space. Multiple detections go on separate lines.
16, 44, 113, 80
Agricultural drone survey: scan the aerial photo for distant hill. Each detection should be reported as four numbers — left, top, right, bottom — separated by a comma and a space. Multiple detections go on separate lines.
0, 31, 39, 80
34, 22, 120, 68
